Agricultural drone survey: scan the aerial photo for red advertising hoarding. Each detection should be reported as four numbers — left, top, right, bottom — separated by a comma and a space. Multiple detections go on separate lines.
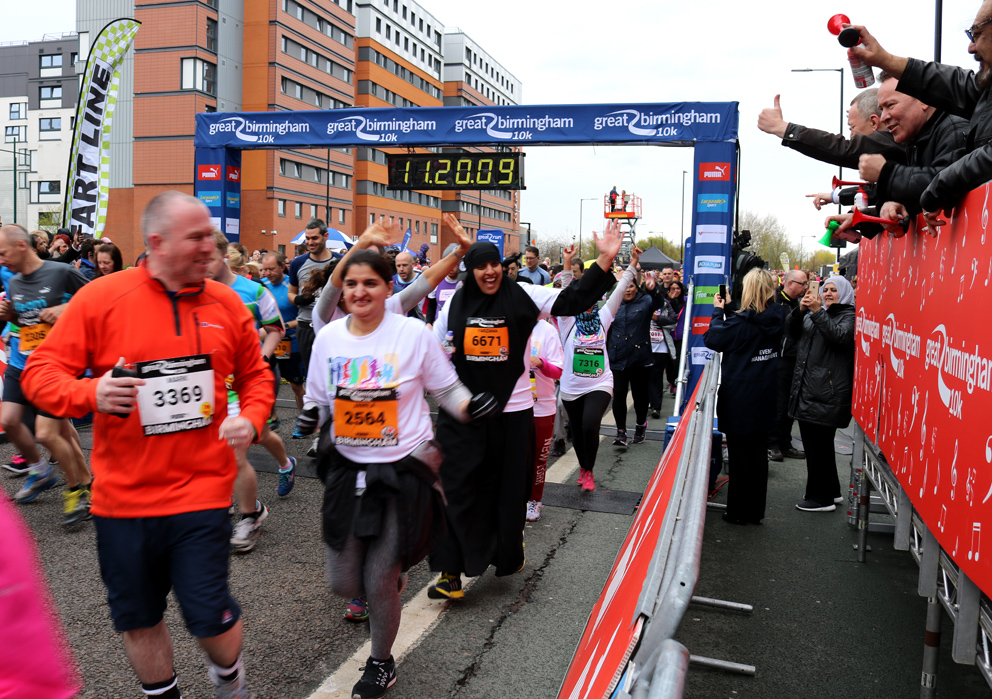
854, 183, 992, 594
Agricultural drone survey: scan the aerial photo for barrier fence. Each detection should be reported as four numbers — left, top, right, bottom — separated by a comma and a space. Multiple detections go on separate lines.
558, 355, 750, 699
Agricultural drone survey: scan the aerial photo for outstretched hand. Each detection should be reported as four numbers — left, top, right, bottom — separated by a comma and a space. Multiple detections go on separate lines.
629, 245, 643, 270
562, 244, 576, 267
757, 94, 788, 138
442, 213, 472, 255
357, 219, 403, 249
922, 208, 952, 238
806, 192, 833, 211
593, 220, 622, 271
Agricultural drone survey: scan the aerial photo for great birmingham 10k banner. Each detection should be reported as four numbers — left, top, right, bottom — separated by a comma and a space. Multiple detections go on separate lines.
194, 103, 739, 149
854, 183, 992, 595
63, 18, 140, 238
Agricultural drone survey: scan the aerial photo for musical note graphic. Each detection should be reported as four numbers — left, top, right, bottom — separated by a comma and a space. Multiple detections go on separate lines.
972, 258, 979, 289
982, 437, 992, 504
967, 467, 977, 507
938, 505, 947, 533
908, 387, 919, 432
920, 458, 928, 497
953, 535, 960, 557
982, 182, 990, 242
959, 273, 966, 303
968, 522, 981, 562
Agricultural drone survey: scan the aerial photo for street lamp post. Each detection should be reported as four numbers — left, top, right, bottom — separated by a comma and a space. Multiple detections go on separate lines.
679, 169, 688, 264
792, 67, 845, 262
578, 197, 597, 256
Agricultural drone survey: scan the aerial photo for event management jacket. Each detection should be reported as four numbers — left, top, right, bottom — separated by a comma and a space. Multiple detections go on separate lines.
21, 265, 274, 518
898, 57, 992, 212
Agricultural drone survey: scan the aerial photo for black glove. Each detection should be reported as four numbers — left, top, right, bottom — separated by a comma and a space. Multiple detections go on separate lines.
293, 293, 315, 307
468, 392, 498, 420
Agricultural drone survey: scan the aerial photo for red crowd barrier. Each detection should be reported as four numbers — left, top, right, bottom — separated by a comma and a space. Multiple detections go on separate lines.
854, 182, 992, 596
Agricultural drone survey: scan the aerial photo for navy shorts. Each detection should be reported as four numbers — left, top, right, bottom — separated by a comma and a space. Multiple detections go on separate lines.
94, 509, 241, 638
3, 365, 56, 419
275, 352, 305, 386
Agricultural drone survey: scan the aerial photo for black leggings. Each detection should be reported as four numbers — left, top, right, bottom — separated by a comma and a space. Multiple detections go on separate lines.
562, 390, 612, 473
612, 365, 651, 431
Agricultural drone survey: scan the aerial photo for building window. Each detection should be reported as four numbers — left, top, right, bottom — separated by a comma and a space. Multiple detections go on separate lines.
40, 54, 63, 69
339, 209, 346, 225
181, 57, 217, 95
9, 103, 25, 120
278, 200, 286, 216
39, 181, 60, 195
39, 117, 61, 132
295, 202, 303, 218
4, 126, 25, 143
430, 223, 438, 244
39, 86, 62, 101
370, 213, 375, 225
206, 18, 218, 52
375, 17, 381, 33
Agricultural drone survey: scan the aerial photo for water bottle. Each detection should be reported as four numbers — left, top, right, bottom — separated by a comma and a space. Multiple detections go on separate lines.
827, 14, 875, 88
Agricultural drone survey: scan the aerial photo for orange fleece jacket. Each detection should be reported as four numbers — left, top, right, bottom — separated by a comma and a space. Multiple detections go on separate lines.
21, 265, 275, 517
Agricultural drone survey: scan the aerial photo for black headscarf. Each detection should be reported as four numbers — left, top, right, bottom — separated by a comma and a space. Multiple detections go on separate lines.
446, 242, 541, 410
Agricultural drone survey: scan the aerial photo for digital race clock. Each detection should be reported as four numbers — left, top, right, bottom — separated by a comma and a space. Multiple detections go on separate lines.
386, 152, 525, 190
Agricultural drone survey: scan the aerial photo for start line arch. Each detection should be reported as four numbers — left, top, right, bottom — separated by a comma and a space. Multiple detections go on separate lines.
193, 101, 739, 404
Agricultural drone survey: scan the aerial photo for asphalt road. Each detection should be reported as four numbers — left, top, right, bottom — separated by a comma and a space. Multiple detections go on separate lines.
3, 392, 990, 698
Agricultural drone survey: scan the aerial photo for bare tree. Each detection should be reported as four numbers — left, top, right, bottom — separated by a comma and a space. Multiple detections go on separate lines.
738, 210, 801, 270
533, 231, 574, 264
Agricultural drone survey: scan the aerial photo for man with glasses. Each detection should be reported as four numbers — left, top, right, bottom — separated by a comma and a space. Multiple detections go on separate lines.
848, 6, 992, 230
768, 270, 809, 462
518, 246, 551, 285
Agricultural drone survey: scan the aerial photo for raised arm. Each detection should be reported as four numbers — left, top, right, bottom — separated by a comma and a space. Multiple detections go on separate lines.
329, 219, 403, 289
397, 213, 471, 314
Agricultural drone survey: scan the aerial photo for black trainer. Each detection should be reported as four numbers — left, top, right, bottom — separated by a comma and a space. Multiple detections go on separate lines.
352, 656, 396, 699
782, 447, 806, 459
632, 422, 647, 444
767, 448, 784, 462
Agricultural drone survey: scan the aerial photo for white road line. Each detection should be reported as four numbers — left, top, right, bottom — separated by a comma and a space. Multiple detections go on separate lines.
305, 398, 634, 698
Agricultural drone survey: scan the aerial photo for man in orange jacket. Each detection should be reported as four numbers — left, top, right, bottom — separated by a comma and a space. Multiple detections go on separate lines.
22, 190, 273, 699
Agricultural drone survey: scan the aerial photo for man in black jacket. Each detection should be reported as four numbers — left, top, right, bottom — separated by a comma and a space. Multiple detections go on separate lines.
768, 270, 808, 462
757, 89, 905, 168
858, 75, 969, 216
848, 9, 992, 230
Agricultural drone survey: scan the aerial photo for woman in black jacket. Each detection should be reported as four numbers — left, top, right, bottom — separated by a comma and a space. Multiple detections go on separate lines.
607, 272, 670, 446
787, 275, 856, 512
704, 269, 787, 524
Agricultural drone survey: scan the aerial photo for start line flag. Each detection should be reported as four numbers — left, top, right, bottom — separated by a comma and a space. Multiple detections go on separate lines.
63, 18, 140, 239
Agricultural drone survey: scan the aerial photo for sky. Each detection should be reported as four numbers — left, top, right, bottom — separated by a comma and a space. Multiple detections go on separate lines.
2, 0, 983, 255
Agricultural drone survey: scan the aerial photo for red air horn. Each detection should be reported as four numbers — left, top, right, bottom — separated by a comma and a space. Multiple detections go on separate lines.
831, 176, 871, 210
850, 207, 911, 239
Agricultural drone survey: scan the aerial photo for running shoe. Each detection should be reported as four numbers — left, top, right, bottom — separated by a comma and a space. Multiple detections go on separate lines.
577, 468, 589, 485
550, 440, 566, 457
208, 664, 253, 699
344, 596, 369, 622
2, 453, 30, 475
230, 502, 269, 553
632, 422, 647, 444
427, 572, 464, 600
278, 457, 296, 497
581, 470, 596, 492
351, 655, 395, 699
795, 499, 836, 512
526, 500, 543, 522
14, 469, 56, 503
268, 416, 281, 432
613, 429, 628, 447
307, 435, 319, 458
62, 487, 92, 526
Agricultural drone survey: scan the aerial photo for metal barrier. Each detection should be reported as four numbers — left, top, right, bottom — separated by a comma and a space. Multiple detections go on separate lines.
856, 432, 992, 696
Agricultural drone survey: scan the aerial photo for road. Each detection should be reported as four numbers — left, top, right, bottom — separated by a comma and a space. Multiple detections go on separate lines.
3, 393, 989, 698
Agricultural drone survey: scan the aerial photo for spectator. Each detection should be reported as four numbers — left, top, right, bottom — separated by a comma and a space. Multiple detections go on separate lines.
768, 270, 809, 462
663, 281, 687, 396
758, 89, 905, 168
417, 242, 431, 266
659, 264, 676, 290
75, 239, 99, 280
788, 275, 856, 512
502, 253, 522, 281
518, 246, 551, 285
609, 186, 618, 212
607, 266, 670, 446
703, 269, 787, 525
31, 232, 51, 260
647, 273, 681, 418
49, 233, 70, 258
849, 14, 992, 229
570, 257, 584, 280
96, 242, 123, 276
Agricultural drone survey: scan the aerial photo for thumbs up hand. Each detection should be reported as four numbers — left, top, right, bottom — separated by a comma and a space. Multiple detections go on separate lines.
757, 94, 788, 138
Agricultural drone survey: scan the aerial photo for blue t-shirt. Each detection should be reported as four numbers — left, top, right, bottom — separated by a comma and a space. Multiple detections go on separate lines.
263, 276, 299, 353
518, 266, 551, 286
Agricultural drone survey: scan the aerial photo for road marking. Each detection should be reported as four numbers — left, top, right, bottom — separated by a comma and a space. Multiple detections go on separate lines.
305, 398, 638, 698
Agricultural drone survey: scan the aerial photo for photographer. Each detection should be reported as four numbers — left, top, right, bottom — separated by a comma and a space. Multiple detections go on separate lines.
703, 269, 787, 525
788, 275, 856, 512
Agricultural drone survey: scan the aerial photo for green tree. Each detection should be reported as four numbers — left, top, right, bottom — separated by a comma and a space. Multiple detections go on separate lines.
634, 233, 683, 262
738, 210, 801, 271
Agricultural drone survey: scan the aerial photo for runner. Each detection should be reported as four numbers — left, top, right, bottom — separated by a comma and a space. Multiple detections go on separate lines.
425, 243, 462, 326
21, 190, 272, 699
0, 224, 93, 525
557, 245, 639, 492
427, 216, 622, 599
210, 237, 296, 553
288, 219, 336, 376
525, 318, 565, 522
260, 251, 305, 413
308, 249, 495, 699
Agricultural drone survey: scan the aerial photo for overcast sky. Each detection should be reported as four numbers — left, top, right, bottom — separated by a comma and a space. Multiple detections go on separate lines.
2, 1, 982, 254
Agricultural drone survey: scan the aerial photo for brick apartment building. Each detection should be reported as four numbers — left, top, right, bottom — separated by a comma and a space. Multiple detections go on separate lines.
76, 0, 521, 265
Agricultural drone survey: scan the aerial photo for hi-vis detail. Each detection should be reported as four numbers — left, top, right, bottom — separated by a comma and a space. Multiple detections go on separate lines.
63, 18, 141, 239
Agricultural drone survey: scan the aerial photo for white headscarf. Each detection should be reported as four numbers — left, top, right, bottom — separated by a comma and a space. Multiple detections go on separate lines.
820, 274, 855, 305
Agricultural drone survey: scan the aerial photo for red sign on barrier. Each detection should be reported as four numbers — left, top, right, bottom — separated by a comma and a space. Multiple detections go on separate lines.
558, 381, 700, 699
854, 183, 992, 595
